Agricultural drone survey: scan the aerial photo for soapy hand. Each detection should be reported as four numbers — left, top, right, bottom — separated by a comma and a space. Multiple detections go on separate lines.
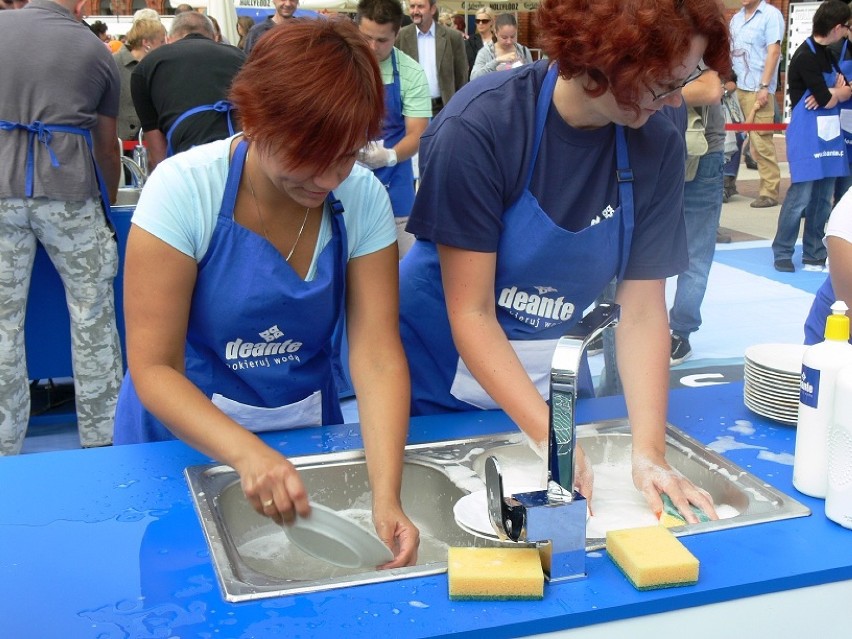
236, 445, 311, 526
632, 452, 718, 524
372, 502, 420, 568
357, 142, 394, 169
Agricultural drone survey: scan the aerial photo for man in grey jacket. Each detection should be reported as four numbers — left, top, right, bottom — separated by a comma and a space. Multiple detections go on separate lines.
396, 0, 467, 116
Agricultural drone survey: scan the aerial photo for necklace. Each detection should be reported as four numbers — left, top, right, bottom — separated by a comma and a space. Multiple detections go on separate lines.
245, 147, 310, 262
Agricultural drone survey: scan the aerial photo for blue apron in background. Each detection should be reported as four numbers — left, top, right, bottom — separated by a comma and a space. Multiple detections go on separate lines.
399, 64, 634, 415
0, 119, 112, 214
787, 39, 848, 184
165, 100, 236, 157
837, 39, 852, 164
114, 138, 348, 443
372, 50, 416, 218
804, 277, 849, 345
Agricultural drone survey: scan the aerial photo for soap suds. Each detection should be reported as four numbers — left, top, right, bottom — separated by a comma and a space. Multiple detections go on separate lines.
729, 420, 756, 436
707, 435, 767, 454
756, 450, 795, 465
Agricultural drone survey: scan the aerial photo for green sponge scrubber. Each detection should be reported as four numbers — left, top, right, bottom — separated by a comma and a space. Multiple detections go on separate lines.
661, 493, 711, 525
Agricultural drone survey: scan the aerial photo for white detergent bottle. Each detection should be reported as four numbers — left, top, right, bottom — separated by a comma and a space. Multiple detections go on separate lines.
826, 365, 852, 529
793, 301, 852, 498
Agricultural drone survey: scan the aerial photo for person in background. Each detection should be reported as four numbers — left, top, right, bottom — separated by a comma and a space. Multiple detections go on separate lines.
243, 0, 299, 56
452, 14, 465, 35
804, 190, 852, 344
0, 0, 122, 454
356, 0, 431, 257
772, 0, 852, 274
669, 68, 726, 366
729, 0, 785, 208
396, 0, 467, 117
464, 6, 495, 74
131, 11, 245, 168
173, 3, 194, 13
113, 18, 167, 144
0, 0, 29, 7
399, 0, 730, 522
470, 12, 532, 80
113, 18, 418, 566
89, 19, 109, 43
236, 15, 255, 51
133, 7, 159, 22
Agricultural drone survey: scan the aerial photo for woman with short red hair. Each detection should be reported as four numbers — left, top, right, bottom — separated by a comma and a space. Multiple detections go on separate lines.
114, 18, 418, 567
400, 0, 732, 523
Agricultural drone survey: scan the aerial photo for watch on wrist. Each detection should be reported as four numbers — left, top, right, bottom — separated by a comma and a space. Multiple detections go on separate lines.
759, 83, 770, 90
386, 148, 397, 167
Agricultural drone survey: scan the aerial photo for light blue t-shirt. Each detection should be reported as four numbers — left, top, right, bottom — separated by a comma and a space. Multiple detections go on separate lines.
131, 136, 396, 280
730, 0, 786, 92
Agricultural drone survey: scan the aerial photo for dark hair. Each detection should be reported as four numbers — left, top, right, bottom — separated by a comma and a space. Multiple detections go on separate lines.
230, 18, 385, 172
494, 13, 516, 30
357, 0, 403, 31
813, 0, 851, 37
89, 20, 108, 37
536, 0, 731, 113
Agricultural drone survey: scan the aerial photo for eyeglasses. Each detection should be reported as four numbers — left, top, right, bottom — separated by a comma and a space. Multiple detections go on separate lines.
475, 18, 492, 24
648, 65, 707, 102
843, 23, 852, 30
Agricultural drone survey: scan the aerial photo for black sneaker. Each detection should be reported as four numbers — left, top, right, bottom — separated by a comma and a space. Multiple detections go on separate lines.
670, 334, 692, 367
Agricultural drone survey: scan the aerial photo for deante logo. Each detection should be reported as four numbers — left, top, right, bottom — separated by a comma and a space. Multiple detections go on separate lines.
223, 325, 303, 370
497, 286, 575, 323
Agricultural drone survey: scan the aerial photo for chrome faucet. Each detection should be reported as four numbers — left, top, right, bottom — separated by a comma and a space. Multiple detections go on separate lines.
485, 302, 621, 583
120, 156, 147, 189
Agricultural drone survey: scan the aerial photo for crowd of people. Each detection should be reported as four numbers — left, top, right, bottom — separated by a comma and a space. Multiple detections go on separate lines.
5, 0, 851, 569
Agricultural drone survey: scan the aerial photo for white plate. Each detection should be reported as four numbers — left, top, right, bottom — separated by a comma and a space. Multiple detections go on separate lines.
284, 503, 393, 568
453, 486, 541, 539
744, 343, 807, 375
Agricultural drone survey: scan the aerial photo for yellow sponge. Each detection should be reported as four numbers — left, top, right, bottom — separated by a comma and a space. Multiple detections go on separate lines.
659, 512, 686, 528
606, 525, 699, 591
447, 547, 544, 601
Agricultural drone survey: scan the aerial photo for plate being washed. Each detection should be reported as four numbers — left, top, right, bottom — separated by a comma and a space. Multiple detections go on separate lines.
453, 486, 541, 539
284, 503, 393, 568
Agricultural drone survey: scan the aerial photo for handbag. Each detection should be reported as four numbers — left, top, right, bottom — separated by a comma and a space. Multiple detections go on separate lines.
685, 106, 709, 181
722, 91, 745, 159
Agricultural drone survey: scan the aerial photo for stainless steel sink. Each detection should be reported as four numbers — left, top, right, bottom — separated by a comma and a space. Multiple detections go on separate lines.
114, 187, 141, 207
185, 419, 809, 602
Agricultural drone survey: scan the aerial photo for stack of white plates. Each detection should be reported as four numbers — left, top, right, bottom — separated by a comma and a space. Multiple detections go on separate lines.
743, 343, 807, 426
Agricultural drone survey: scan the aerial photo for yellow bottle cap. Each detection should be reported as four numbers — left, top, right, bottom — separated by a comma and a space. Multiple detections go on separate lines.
825, 301, 851, 341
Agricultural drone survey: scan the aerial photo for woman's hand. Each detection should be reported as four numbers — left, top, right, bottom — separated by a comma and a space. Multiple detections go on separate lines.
496, 52, 518, 64
235, 445, 311, 526
373, 502, 420, 568
631, 450, 718, 523
574, 444, 595, 511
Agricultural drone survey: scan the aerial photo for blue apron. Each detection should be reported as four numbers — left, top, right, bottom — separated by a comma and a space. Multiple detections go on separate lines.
399, 64, 634, 415
372, 50, 416, 218
0, 119, 112, 214
837, 40, 852, 165
114, 139, 347, 443
165, 100, 236, 157
787, 39, 848, 184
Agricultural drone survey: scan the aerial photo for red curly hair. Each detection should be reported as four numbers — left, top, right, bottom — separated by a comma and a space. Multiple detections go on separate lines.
536, 0, 732, 110
229, 18, 385, 171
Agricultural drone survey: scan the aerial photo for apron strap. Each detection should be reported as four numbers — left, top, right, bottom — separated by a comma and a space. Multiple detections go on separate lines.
0, 119, 112, 214
523, 64, 558, 188
614, 125, 634, 281
166, 100, 236, 157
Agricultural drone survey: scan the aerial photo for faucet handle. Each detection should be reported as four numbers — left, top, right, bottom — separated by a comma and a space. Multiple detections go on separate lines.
484, 456, 525, 542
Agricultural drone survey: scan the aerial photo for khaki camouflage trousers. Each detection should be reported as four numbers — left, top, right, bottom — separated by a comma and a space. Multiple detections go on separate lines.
0, 197, 123, 454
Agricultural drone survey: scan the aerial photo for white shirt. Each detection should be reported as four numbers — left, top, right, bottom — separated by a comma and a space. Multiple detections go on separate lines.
416, 22, 440, 98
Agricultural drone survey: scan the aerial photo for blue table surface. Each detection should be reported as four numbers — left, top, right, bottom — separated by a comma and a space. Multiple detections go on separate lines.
1, 383, 850, 638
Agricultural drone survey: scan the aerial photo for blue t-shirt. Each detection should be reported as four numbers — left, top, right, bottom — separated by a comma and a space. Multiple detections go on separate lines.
406, 61, 687, 280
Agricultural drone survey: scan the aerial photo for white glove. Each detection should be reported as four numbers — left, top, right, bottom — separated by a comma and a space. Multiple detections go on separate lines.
358, 143, 397, 169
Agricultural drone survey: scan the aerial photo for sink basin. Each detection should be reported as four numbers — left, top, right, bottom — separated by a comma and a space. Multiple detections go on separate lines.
185, 419, 809, 602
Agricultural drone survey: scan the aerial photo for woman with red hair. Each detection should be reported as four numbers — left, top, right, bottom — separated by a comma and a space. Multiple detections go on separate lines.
114, 19, 418, 567
400, 0, 732, 523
